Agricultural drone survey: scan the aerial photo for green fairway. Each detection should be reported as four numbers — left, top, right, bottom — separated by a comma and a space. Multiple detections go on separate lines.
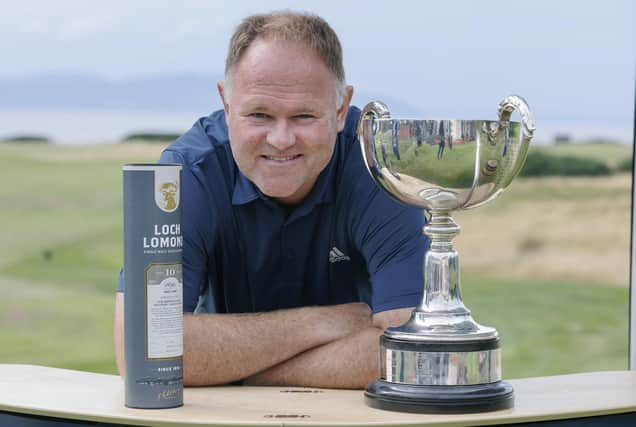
0, 143, 164, 374
0, 141, 630, 379
0, 277, 117, 373
462, 277, 628, 378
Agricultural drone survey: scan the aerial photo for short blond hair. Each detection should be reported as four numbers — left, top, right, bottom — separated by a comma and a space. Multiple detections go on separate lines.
223, 11, 347, 106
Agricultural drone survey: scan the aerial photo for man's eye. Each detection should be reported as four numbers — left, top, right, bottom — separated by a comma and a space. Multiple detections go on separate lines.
249, 113, 268, 119
294, 114, 315, 119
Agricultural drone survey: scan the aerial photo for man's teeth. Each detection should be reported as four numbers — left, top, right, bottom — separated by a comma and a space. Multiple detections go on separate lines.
264, 155, 298, 161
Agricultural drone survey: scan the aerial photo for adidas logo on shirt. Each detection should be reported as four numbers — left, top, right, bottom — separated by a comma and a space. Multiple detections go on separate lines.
329, 246, 350, 263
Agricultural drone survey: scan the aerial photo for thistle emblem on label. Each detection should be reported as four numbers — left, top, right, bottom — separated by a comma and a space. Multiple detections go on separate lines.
157, 181, 179, 212
154, 167, 180, 213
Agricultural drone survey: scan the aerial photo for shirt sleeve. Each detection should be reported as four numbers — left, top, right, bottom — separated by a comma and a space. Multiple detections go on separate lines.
116, 268, 124, 292
355, 188, 428, 314
345, 128, 428, 313
160, 149, 215, 313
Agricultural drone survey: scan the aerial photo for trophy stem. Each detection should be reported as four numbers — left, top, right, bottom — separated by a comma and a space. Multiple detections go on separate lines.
385, 210, 497, 340
418, 211, 469, 317
367, 208, 513, 413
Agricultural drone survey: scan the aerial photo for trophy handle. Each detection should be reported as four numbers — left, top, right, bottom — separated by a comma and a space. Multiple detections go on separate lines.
359, 101, 392, 178
497, 95, 536, 141
360, 101, 392, 121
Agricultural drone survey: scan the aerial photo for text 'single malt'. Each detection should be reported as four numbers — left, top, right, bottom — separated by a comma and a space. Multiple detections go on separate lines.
123, 164, 183, 409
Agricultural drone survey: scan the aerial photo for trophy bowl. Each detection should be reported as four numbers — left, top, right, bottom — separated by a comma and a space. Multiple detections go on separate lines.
359, 95, 535, 413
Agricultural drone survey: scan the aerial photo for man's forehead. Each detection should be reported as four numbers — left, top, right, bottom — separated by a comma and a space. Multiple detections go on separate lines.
229, 41, 336, 98
232, 38, 332, 80
238, 92, 325, 112
241, 77, 320, 92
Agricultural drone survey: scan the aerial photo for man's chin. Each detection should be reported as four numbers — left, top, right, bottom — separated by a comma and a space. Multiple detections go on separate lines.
258, 185, 303, 205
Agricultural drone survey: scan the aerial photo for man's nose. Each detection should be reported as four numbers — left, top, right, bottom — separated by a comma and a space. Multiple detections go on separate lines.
266, 120, 295, 150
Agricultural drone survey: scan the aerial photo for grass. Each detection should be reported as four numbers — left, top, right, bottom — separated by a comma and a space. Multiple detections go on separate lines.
454, 173, 631, 286
0, 141, 631, 379
463, 277, 628, 378
0, 142, 165, 374
0, 277, 117, 373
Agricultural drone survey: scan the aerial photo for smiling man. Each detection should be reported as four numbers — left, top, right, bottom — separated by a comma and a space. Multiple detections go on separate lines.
114, 11, 427, 388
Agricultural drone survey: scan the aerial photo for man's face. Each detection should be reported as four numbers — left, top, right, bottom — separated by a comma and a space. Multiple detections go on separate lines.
218, 38, 352, 205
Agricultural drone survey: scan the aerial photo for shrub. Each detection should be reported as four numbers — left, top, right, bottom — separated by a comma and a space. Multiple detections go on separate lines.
616, 157, 633, 173
121, 132, 181, 143
520, 151, 612, 177
2, 135, 50, 144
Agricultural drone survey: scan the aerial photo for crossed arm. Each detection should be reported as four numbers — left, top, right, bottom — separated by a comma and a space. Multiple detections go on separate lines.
113, 293, 411, 388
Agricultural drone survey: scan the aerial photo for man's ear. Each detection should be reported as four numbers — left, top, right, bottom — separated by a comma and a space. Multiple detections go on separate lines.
217, 81, 230, 117
336, 85, 354, 132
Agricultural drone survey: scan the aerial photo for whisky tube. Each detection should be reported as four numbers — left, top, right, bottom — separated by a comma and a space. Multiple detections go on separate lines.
123, 164, 183, 408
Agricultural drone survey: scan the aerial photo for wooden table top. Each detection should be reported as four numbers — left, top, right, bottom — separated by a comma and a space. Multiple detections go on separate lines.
0, 364, 635, 426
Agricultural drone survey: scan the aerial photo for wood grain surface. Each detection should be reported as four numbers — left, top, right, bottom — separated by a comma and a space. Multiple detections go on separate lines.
0, 365, 635, 427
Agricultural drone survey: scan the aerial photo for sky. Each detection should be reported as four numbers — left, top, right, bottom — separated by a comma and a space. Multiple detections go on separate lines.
1, 0, 635, 143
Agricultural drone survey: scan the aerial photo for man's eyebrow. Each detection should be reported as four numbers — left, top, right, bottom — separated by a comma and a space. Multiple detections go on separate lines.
237, 102, 268, 112
292, 107, 321, 115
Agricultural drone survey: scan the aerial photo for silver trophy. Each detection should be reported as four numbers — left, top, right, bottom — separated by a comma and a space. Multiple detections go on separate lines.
359, 95, 535, 413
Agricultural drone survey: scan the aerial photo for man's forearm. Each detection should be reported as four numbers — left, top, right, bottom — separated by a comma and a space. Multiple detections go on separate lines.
183, 303, 371, 386
242, 326, 384, 389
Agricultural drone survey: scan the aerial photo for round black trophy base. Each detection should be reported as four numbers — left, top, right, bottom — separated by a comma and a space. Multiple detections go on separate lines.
365, 379, 514, 414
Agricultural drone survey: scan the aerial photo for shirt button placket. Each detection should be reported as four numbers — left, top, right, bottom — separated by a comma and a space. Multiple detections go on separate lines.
280, 225, 290, 280
281, 223, 300, 281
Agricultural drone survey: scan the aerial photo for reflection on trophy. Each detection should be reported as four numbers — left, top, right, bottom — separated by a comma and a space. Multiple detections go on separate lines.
359, 96, 535, 413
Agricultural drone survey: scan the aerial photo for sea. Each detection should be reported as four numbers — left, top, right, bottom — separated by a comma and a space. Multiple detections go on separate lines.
0, 108, 633, 145
0, 109, 206, 145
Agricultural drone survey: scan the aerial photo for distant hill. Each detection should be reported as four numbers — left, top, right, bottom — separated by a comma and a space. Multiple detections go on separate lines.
0, 73, 419, 116
5, 74, 629, 144
0, 73, 222, 112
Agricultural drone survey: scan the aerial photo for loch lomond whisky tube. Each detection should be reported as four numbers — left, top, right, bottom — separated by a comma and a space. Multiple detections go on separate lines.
123, 164, 183, 409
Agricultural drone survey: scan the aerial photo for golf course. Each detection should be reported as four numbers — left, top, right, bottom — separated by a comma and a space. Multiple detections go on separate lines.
0, 141, 631, 379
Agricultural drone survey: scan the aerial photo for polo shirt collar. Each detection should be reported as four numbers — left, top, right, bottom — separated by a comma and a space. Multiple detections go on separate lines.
231, 140, 339, 210
232, 169, 259, 205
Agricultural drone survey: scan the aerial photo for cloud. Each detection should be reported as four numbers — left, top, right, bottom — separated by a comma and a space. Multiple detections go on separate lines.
0, 0, 633, 137
58, 14, 117, 41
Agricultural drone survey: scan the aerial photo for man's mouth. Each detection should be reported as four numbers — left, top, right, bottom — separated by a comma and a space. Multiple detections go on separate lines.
261, 154, 302, 162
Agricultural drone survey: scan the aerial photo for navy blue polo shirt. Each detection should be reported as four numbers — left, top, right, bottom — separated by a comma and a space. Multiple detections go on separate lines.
118, 107, 428, 314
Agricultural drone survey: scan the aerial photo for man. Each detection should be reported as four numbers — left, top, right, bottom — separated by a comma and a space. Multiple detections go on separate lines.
114, 11, 427, 389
